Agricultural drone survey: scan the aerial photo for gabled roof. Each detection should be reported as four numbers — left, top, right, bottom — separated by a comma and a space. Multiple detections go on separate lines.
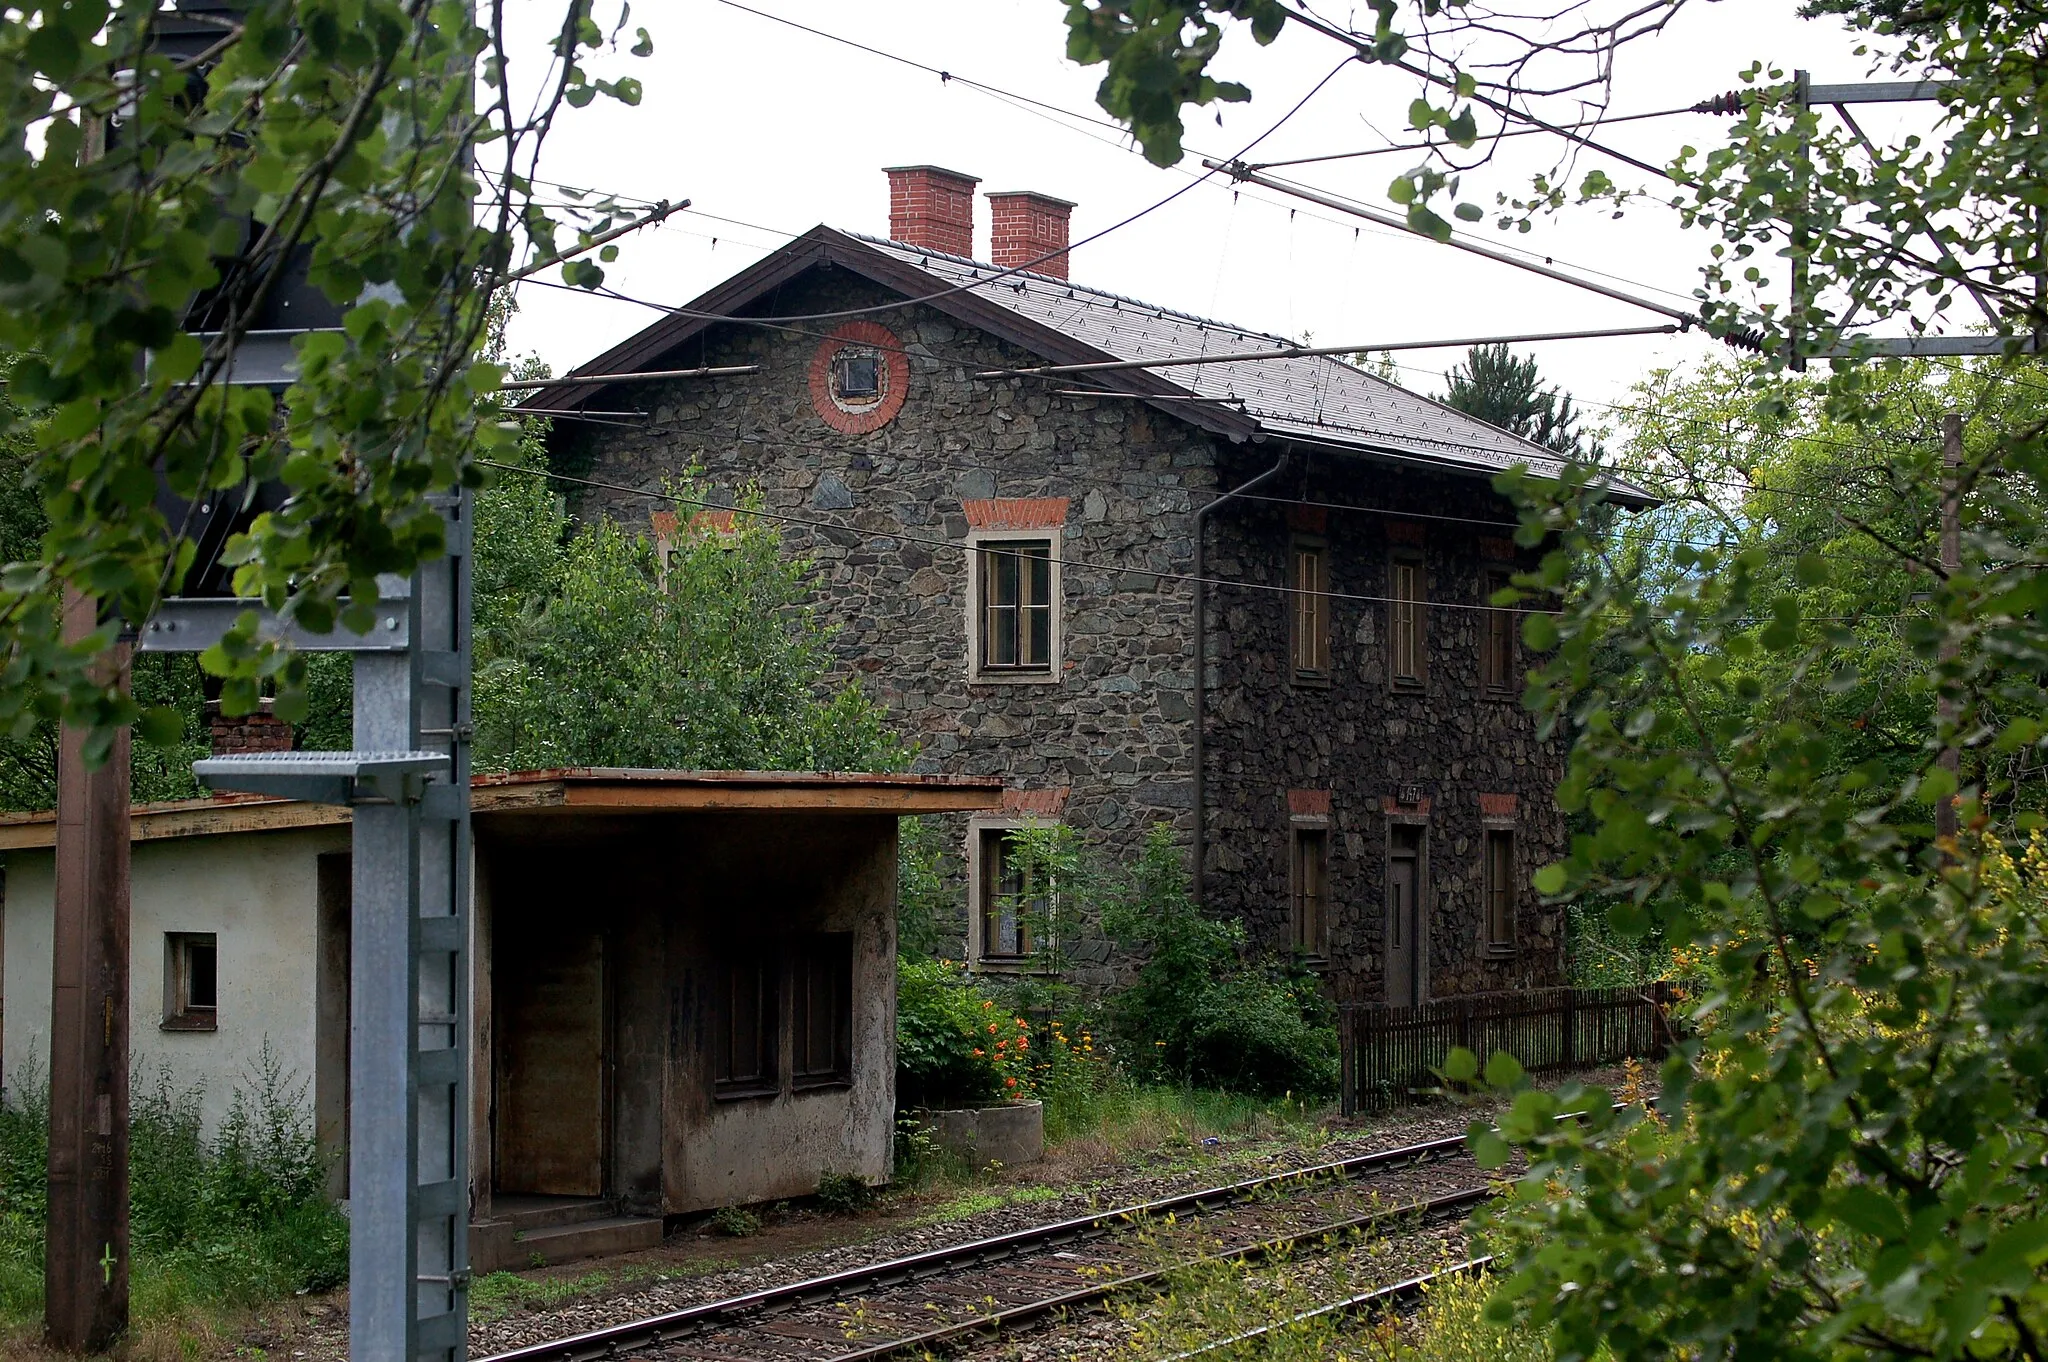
526, 225, 1653, 501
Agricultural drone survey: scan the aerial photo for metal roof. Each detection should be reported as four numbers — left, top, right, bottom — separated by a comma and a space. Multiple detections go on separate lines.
520, 224, 1652, 502
852, 234, 1649, 496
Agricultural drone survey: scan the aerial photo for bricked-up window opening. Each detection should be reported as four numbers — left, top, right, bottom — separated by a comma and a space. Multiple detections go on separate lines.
713, 948, 778, 1099
1290, 540, 1330, 679
163, 932, 217, 1031
981, 541, 1053, 673
792, 935, 854, 1089
1481, 569, 1515, 695
832, 351, 880, 401
1484, 829, 1516, 953
979, 828, 1041, 959
1290, 828, 1328, 956
1390, 556, 1426, 687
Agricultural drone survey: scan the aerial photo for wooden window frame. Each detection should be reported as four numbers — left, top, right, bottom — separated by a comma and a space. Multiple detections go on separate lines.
162, 931, 218, 1032
1388, 551, 1427, 691
791, 934, 855, 1091
1480, 566, 1516, 698
967, 820, 1055, 971
712, 944, 780, 1100
967, 529, 1063, 684
1482, 825, 1517, 956
1289, 821, 1330, 961
1289, 536, 1331, 685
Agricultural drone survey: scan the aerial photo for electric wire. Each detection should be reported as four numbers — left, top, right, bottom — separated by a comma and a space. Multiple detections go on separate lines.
507, 54, 1358, 329
477, 456, 1963, 623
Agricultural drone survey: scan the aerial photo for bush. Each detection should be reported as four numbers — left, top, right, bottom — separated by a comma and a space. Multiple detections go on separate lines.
895, 957, 1005, 1108
1101, 826, 1338, 1099
0, 1046, 348, 1325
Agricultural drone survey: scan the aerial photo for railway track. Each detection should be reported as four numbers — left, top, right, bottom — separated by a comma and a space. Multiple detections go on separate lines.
478, 1130, 1494, 1362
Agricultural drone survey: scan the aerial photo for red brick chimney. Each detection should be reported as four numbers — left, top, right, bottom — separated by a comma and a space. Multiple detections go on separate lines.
986, 191, 1075, 279
885, 166, 980, 258
206, 699, 294, 760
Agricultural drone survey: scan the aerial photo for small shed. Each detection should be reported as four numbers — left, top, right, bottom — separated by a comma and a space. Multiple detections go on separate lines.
0, 769, 1002, 1268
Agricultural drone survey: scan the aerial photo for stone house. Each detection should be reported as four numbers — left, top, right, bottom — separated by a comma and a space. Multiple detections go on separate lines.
526, 166, 1650, 1007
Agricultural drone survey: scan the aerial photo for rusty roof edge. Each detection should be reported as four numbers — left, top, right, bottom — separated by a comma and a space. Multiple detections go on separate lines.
0, 769, 1006, 832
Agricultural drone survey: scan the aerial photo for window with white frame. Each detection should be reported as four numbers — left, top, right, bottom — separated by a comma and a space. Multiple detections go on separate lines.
968, 532, 1061, 681
969, 824, 1053, 964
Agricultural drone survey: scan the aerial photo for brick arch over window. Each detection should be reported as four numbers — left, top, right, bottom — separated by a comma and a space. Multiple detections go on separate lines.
808, 320, 909, 435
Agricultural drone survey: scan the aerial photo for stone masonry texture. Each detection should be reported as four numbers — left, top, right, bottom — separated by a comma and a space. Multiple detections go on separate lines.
552, 261, 1566, 1001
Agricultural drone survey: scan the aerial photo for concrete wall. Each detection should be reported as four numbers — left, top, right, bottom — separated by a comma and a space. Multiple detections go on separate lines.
0, 826, 349, 1133
473, 810, 900, 1218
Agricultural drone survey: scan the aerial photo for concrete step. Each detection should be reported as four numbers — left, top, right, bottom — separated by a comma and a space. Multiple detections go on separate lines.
494, 1196, 612, 1232
512, 1215, 664, 1267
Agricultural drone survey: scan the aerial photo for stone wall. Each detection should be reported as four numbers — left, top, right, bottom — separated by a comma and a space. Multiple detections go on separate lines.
557, 269, 1221, 987
1201, 450, 1570, 1004
554, 262, 1567, 1002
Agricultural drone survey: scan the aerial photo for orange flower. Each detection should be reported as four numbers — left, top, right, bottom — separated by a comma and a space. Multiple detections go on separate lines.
982, 1000, 994, 1010
988, 1023, 999, 1034
972, 1048, 984, 1057
1005, 1077, 1018, 1088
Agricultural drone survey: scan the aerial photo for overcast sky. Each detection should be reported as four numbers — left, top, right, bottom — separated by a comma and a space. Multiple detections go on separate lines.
498, 0, 1928, 434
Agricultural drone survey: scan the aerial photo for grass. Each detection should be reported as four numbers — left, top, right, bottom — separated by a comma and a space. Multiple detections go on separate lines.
909, 1183, 1063, 1227
0, 1049, 347, 1340
1041, 1078, 1331, 1168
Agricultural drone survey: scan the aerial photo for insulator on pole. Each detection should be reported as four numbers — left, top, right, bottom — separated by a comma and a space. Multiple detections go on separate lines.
1691, 91, 1748, 115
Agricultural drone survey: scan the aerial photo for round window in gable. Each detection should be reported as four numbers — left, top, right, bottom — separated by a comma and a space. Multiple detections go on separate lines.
809, 321, 909, 435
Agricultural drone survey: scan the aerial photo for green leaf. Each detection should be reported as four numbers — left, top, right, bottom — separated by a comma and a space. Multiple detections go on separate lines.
1454, 202, 1484, 222
1827, 1186, 1907, 1241
1532, 863, 1567, 895
1471, 1130, 1512, 1168
1484, 1050, 1526, 1089
136, 707, 184, 746
1408, 97, 1438, 130
1441, 1047, 1479, 1082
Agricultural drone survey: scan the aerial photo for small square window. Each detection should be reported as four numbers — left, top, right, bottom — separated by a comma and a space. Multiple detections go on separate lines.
163, 932, 217, 1031
833, 352, 880, 399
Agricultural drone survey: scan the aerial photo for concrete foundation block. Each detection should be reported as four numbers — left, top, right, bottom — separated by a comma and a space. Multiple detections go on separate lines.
921, 1100, 1044, 1168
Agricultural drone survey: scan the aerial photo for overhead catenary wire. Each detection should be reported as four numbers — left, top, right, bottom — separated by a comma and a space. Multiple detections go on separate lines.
975, 323, 1683, 379
476, 456, 1949, 621
505, 54, 1358, 329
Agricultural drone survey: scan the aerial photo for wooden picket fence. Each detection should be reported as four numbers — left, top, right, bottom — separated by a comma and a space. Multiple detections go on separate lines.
1338, 983, 1674, 1115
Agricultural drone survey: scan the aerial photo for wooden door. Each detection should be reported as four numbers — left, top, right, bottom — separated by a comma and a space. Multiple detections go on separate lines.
494, 927, 606, 1196
1386, 829, 1422, 1007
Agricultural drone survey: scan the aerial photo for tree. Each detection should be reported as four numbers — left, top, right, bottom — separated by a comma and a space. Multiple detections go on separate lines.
469, 452, 911, 774
1442, 344, 1598, 457
0, 2, 653, 759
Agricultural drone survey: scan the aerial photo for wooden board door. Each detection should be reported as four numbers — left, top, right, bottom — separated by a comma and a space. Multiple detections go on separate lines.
1386, 829, 1422, 1007
494, 927, 606, 1196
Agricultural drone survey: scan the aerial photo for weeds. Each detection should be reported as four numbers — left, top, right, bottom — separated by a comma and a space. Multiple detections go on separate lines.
814, 1171, 873, 1215
707, 1205, 760, 1238
0, 1046, 346, 1329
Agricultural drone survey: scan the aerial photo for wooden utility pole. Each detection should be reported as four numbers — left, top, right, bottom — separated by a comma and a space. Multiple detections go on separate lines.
1935, 413, 1963, 844
45, 589, 132, 1352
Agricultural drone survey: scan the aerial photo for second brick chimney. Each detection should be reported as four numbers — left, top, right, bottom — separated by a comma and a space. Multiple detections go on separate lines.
206, 699, 294, 761
885, 165, 979, 258
987, 190, 1075, 279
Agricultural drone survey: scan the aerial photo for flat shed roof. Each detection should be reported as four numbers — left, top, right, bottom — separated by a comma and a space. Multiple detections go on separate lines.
0, 768, 1004, 852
